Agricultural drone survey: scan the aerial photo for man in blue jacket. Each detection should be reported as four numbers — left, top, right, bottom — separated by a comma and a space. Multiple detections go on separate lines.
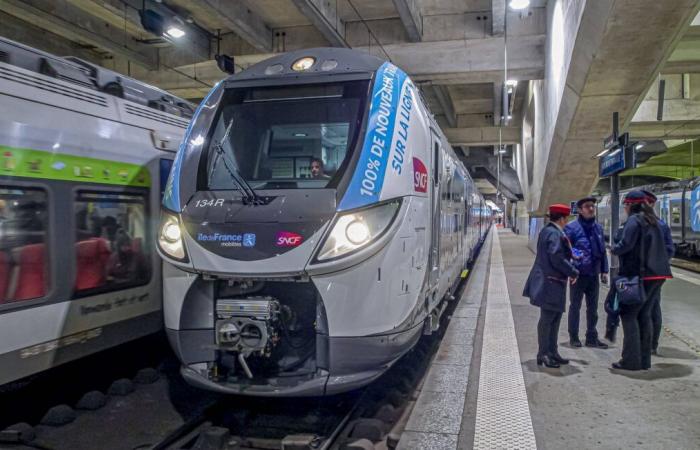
524, 204, 580, 368
564, 197, 609, 349
642, 190, 674, 355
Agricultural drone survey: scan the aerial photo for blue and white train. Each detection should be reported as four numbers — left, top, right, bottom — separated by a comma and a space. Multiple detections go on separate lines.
158, 48, 491, 396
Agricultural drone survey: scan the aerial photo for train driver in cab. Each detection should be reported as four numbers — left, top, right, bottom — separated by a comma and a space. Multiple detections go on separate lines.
523, 204, 579, 369
310, 157, 330, 180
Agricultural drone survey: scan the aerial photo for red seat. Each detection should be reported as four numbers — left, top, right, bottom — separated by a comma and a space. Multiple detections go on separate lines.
131, 237, 143, 255
0, 252, 9, 302
75, 238, 111, 291
12, 244, 46, 301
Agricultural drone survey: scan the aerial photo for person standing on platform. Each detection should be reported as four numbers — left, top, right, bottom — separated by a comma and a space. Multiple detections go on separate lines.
523, 204, 579, 368
641, 190, 675, 355
564, 197, 609, 349
610, 191, 672, 371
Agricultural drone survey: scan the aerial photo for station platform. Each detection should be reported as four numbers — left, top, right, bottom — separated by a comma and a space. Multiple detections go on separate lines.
399, 228, 700, 450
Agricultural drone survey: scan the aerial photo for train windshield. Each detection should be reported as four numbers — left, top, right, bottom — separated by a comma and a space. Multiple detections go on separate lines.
203, 80, 369, 190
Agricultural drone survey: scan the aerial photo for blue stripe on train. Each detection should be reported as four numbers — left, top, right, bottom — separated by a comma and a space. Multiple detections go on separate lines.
338, 62, 408, 211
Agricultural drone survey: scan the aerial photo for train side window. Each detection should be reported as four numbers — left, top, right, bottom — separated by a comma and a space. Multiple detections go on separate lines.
0, 187, 49, 305
671, 206, 681, 224
73, 191, 150, 297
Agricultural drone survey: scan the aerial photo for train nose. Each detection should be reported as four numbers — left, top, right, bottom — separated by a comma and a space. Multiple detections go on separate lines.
179, 190, 336, 276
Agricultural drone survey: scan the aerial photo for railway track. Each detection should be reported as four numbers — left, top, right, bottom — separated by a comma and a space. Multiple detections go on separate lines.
1, 241, 484, 450
671, 257, 700, 273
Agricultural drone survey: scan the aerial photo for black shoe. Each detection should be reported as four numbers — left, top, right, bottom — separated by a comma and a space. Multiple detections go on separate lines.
612, 361, 640, 371
551, 353, 569, 365
570, 337, 582, 347
651, 348, 658, 356
537, 355, 561, 368
585, 338, 609, 349
604, 327, 617, 343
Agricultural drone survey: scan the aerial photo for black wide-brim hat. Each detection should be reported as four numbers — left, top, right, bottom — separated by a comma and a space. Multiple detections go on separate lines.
576, 196, 597, 208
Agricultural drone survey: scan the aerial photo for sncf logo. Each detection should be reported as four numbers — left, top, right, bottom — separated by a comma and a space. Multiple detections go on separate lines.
413, 157, 428, 193
276, 231, 303, 247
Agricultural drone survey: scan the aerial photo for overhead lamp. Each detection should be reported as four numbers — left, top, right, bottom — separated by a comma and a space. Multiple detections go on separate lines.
506, 79, 518, 87
635, 142, 645, 150
165, 17, 186, 39
293, 132, 308, 137
499, 146, 507, 154
594, 149, 610, 159
509, 0, 530, 10
166, 26, 185, 38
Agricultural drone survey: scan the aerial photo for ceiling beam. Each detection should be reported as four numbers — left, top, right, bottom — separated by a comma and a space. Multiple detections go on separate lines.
430, 85, 457, 128
629, 120, 700, 140
444, 126, 521, 146
492, 0, 506, 36
662, 60, 700, 74
198, 0, 273, 53
290, 0, 348, 48
392, 0, 423, 42
0, 0, 158, 69
67, 0, 212, 62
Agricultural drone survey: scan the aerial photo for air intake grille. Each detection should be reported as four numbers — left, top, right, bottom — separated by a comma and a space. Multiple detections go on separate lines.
124, 103, 188, 129
0, 64, 107, 107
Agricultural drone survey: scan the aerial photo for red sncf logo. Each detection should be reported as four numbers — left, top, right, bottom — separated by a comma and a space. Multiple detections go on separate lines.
413, 157, 428, 193
275, 231, 303, 247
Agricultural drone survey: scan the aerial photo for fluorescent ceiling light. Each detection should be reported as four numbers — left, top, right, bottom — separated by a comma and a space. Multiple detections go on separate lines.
506, 79, 518, 87
635, 143, 644, 150
293, 132, 308, 137
594, 149, 610, 158
165, 26, 185, 38
509, 0, 530, 10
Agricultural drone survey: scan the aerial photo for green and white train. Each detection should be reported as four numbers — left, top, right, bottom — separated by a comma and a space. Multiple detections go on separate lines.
0, 37, 190, 385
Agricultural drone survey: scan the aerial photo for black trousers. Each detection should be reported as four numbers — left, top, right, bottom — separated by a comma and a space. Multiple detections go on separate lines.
650, 280, 665, 351
568, 275, 600, 341
537, 308, 562, 358
619, 280, 664, 370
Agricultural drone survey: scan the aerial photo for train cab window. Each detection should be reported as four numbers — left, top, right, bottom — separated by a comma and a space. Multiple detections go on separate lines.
0, 187, 49, 305
73, 191, 149, 297
204, 80, 369, 190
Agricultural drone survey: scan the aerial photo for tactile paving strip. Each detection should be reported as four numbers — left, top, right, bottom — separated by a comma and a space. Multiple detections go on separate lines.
473, 231, 537, 449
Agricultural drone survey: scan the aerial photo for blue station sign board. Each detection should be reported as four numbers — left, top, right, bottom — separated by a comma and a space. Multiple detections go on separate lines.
599, 148, 625, 177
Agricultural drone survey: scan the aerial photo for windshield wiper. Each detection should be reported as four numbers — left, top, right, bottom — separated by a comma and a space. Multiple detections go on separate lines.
208, 119, 263, 205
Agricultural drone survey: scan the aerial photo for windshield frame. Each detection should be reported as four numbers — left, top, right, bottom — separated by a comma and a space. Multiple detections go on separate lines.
195, 74, 374, 197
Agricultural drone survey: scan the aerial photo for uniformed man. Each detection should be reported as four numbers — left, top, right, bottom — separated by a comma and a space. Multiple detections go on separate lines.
564, 196, 609, 349
523, 204, 580, 368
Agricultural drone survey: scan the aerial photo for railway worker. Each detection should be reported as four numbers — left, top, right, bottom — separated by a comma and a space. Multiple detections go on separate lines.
523, 204, 579, 369
610, 191, 672, 371
310, 157, 330, 179
564, 197, 609, 349
641, 190, 675, 355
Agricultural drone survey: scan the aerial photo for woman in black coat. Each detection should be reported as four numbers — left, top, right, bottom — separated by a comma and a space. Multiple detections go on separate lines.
523, 204, 579, 368
611, 190, 672, 371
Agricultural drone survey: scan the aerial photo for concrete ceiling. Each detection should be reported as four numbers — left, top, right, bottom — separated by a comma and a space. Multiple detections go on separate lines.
0, 0, 548, 196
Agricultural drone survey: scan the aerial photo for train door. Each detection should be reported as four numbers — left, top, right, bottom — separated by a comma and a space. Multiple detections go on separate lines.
428, 132, 441, 288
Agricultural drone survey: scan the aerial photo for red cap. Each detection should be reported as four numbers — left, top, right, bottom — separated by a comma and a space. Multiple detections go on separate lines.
548, 203, 571, 216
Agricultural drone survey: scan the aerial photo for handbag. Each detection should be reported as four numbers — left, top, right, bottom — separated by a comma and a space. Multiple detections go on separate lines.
614, 218, 647, 307
615, 275, 643, 306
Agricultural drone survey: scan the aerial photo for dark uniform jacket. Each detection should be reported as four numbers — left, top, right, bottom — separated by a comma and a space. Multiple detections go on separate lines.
523, 222, 579, 312
611, 213, 672, 279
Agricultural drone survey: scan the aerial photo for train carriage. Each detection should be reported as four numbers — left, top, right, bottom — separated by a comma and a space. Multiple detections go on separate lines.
158, 48, 490, 396
0, 37, 189, 385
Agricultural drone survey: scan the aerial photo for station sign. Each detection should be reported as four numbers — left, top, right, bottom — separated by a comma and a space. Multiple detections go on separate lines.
599, 148, 625, 177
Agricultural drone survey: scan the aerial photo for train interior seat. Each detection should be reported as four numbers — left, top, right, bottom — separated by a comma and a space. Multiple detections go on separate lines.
11, 243, 46, 301
75, 237, 111, 291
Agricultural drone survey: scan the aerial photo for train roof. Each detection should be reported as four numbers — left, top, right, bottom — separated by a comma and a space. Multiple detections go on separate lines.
0, 36, 194, 119
224, 48, 385, 86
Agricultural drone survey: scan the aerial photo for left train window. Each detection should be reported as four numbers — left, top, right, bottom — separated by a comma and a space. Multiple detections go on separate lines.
0, 187, 49, 304
74, 191, 150, 296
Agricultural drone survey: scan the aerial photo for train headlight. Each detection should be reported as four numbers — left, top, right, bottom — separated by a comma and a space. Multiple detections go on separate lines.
316, 199, 401, 261
158, 213, 188, 261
